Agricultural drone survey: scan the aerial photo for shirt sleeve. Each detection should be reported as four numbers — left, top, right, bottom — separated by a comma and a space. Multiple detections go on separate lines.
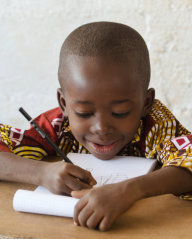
143, 100, 192, 200
0, 124, 14, 152
156, 134, 192, 200
144, 100, 190, 159
0, 141, 11, 152
0, 108, 63, 160
153, 118, 192, 172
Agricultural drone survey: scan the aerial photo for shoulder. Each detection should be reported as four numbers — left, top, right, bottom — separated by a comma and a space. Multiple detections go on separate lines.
36, 107, 63, 123
147, 99, 189, 135
32, 107, 65, 137
143, 99, 179, 137
33, 107, 63, 129
148, 99, 176, 123
141, 99, 177, 140
144, 99, 189, 146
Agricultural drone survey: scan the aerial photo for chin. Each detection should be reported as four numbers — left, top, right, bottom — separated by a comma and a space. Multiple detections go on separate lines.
92, 152, 116, 160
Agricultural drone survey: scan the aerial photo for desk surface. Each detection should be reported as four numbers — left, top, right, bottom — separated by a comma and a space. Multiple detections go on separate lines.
0, 181, 192, 239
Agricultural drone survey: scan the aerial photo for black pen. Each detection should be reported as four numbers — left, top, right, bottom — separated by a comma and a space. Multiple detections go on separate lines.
19, 107, 73, 164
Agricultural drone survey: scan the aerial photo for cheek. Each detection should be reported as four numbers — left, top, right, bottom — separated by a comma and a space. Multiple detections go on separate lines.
68, 114, 90, 137
120, 115, 141, 137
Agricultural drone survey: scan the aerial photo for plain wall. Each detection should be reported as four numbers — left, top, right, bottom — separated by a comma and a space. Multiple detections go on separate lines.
0, 0, 192, 130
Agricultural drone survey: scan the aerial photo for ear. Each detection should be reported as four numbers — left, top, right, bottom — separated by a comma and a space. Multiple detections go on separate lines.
142, 88, 155, 117
57, 88, 68, 117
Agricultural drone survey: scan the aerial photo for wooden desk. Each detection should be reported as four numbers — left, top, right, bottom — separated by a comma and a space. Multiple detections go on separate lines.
0, 181, 192, 239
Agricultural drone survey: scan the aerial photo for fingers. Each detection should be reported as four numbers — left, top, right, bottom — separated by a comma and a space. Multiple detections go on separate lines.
74, 197, 88, 225
73, 193, 112, 231
44, 161, 96, 195
86, 212, 103, 229
71, 189, 89, 199
55, 175, 91, 195
74, 200, 113, 231
64, 163, 97, 186
78, 207, 94, 227
65, 175, 92, 191
99, 216, 115, 231
51, 183, 72, 196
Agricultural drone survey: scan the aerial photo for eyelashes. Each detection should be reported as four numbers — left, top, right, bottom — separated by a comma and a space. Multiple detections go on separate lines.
112, 112, 130, 118
75, 111, 130, 118
75, 112, 93, 118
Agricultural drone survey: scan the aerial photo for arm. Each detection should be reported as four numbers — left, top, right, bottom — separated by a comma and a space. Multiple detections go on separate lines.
72, 165, 192, 231
0, 112, 96, 194
136, 165, 192, 197
0, 152, 96, 195
0, 151, 45, 185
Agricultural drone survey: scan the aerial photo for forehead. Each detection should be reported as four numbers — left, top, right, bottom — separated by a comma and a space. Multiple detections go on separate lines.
61, 55, 143, 102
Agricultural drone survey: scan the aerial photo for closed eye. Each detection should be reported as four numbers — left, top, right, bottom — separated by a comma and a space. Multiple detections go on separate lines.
75, 112, 93, 118
112, 112, 130, 118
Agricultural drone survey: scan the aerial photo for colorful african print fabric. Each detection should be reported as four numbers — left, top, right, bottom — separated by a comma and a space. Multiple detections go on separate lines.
0, 99, 192, 199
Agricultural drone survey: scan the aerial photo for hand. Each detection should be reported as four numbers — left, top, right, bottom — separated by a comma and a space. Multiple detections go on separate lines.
72, 181, 140, 231
41, 160, 96, 195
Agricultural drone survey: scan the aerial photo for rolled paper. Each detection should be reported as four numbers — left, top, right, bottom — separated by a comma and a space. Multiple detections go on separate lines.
13, 189, 78, 218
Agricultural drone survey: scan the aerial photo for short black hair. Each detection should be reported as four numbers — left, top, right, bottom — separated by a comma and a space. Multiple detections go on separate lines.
58, 21, 150, 89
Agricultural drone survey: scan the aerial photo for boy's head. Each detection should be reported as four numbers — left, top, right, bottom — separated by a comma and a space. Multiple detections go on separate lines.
59, 21, 150, 90
57, 22, 155, 160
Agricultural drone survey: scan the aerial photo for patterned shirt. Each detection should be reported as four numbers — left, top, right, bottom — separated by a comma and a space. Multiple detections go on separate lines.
0, 99, 192, 199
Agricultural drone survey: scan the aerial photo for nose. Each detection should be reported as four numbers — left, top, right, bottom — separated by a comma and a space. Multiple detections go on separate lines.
90, 114, 114, 136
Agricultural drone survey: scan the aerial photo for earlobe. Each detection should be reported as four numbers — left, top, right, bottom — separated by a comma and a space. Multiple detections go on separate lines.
142, 88, 155, 117
57, 88, 68, 116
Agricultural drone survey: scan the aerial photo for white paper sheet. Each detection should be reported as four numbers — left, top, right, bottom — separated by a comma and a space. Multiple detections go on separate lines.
68, 153, 156, 186
13, 154, 156, 218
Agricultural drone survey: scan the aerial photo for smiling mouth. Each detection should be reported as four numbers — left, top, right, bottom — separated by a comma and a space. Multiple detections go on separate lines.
88, 140, 120, 154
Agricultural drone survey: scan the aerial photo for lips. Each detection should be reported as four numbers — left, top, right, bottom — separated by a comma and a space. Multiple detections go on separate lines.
88, 140, 120, 154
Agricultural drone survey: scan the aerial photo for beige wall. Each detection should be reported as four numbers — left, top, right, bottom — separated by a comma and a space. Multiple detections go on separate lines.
0, 0, 192, 130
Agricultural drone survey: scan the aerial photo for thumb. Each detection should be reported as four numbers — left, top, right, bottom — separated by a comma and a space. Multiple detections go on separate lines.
71, 189, 89, 199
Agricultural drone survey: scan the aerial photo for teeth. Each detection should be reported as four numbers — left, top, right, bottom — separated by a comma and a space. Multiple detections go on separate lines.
93, 142, 115, 153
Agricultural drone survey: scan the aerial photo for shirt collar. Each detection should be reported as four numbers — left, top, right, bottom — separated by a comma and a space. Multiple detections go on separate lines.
130, 120, 143, 144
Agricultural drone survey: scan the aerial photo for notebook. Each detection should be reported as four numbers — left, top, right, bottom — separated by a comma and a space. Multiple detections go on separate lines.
13, 153, 156, 218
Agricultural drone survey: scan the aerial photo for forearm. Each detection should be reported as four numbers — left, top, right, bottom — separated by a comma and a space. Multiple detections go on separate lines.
0, 152, 47, 185
0, 152, 96, 195
129, 166, 192, 200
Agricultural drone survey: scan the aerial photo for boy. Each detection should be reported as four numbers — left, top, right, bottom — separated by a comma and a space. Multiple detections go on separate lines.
0, 22, 192, 231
